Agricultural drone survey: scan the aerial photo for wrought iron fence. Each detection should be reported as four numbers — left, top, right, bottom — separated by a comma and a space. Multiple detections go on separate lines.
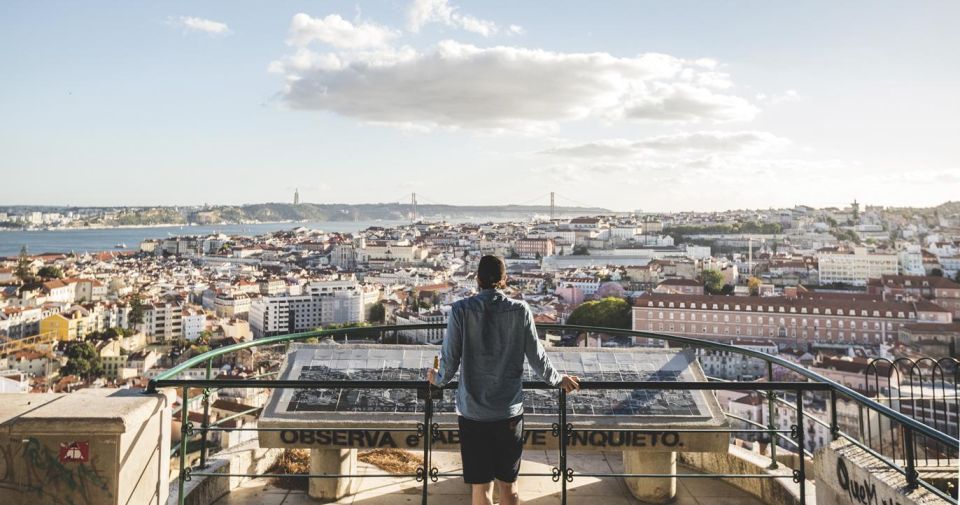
147, 323, 960, 505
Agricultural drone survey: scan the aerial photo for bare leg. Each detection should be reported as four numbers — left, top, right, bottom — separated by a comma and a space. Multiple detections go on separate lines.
497, 479, 519, 505
472, 482, 494, 505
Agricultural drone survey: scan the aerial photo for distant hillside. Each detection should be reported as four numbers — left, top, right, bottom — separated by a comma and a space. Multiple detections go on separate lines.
188, 202, 610, 224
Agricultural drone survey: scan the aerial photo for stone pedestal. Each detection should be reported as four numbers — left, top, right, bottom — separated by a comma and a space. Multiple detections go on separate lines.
0, 389, 172, 505
309, 448, 358, 500
623, 451, 677, 504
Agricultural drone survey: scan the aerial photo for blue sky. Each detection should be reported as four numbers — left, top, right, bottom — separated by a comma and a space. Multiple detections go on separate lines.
1, 0, 958, 211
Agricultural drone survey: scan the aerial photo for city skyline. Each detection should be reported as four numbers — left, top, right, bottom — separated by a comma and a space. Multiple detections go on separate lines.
2, 1, 958, 211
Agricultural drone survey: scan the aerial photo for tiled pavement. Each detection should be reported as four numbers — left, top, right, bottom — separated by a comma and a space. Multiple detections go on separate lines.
214, 450, 765, 505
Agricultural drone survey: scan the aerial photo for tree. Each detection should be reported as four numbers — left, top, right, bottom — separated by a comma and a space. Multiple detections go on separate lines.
596, 282, 625, 299
930, 268, 944, 277
37, 266, 63, 279
15, 245, 33, 283
129, 293, 144, 327
572, 244, 589, 256
748, 277, 763, 296
702, 269, 725, 295
60, 341, 104, 381
566, 297, 632, 329
369, 301, 386, 323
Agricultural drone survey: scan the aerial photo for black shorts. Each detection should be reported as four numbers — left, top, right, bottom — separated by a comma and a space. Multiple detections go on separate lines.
458, 414, 524, 484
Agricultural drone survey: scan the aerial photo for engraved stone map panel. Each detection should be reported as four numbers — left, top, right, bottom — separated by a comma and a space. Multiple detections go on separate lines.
274, 345, 711, 420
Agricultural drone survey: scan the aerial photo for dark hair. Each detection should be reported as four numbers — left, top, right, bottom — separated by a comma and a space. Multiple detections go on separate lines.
477, 255, 506, 289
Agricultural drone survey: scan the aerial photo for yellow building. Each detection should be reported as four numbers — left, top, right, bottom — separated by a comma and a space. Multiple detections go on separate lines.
39, 310, 89, 342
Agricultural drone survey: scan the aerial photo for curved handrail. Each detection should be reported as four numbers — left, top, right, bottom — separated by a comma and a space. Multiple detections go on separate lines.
147, 322, 959, 449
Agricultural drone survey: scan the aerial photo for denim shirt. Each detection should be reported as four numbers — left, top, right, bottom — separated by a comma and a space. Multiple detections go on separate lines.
436, 288, 562, 421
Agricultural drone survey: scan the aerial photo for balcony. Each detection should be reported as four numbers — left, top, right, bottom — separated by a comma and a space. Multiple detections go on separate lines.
150, 324, 960, 504
137, 324, 959, 505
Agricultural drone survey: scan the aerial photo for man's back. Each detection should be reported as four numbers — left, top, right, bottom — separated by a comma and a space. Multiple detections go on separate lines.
437, 288, 560, 421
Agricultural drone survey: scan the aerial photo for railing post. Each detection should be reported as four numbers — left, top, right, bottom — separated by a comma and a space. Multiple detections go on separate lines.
903, 427, 918, 490
559, 388, 569, 505
829, 388, 839, 441
178, 385, 189, 505
421, 384, 433, 505
767, 361, 779, 469
199, 359, 212, 468
795, 391, 806, 505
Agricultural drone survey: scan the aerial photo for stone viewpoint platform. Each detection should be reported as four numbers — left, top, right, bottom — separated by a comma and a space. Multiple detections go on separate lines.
258, 344, 729, 503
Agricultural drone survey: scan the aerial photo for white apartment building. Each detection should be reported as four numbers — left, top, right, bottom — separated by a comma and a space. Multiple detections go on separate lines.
817, 247, 898, 285
182, 308, 207, 341
395, 308, 450, 344
556, 277, 601, 296
249, 280, 379, 338
696, 339, 778, 381
358, 240, 425, 266
898, 245, 925, 276
216, 294, 253, 318
610, 226, 642, 240
103, 303, 131, 330
42, 280, 75, 303
0, 306, 42, 339
143, 302, 183, 343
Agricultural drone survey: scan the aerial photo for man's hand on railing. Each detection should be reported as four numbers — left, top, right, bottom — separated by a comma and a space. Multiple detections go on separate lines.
427, 367, 439, 386
559, 375, 580, 393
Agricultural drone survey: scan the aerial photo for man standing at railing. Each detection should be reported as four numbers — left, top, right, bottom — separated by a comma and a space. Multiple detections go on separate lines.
428, 254, 580, 505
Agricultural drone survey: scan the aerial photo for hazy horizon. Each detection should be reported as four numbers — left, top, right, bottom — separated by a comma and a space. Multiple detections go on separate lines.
3, 198, 957, 215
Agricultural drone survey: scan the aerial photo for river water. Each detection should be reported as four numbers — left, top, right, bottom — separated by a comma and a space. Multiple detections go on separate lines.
0, 220, 412, 257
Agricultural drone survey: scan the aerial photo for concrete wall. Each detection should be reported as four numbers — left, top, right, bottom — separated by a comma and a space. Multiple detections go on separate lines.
0, 389, 171, 505
813, 439, 952, 505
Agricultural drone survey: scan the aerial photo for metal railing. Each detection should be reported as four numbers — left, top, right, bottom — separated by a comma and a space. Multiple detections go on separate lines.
148, 323, 960, 505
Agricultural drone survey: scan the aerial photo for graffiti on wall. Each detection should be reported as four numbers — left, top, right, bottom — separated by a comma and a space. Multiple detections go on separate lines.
0, 437, 111, 505
836, 457, 904, 505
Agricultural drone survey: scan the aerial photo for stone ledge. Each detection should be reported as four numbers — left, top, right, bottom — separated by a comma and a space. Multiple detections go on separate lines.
680, 445, 811, 505
814, 439, 953, 505
167, 439, 283, 505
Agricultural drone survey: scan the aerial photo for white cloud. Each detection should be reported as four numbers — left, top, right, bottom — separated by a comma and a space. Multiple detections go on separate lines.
538, 131, 789, 158
272, 38, 759, 131
288, 13, 399, 49
407, 0, 507, 36
169, 16, 230, 36
618, 83, 758, 122
757, 89, 799, 105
